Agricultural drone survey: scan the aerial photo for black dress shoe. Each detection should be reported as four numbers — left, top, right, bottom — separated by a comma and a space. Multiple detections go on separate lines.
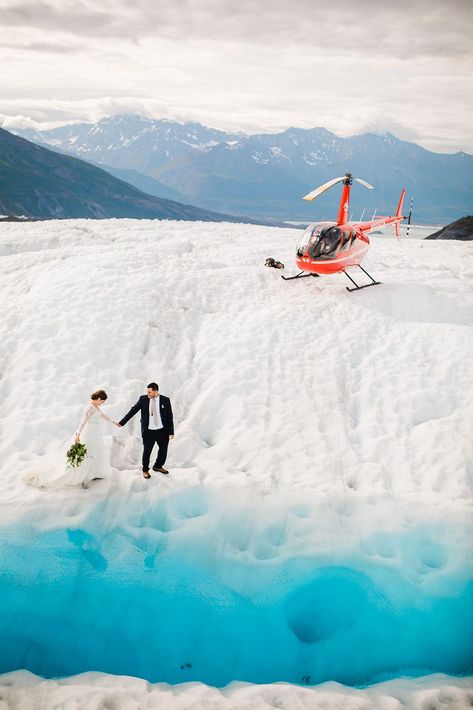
153, 466, 169, 474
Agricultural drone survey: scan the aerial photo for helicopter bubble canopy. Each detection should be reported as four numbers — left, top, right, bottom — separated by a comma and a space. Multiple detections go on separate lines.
297, 223, 351, 260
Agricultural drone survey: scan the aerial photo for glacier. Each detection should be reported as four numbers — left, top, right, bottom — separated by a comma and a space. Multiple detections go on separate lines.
0, 219, 472, 708
1, 491, 472, 688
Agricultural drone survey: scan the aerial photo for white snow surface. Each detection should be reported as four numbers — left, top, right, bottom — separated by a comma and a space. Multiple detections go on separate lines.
1, 670, 473, 710
0, 219, 472, 708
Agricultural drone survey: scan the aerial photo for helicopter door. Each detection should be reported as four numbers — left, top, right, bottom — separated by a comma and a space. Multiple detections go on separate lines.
339, 229, 352, 252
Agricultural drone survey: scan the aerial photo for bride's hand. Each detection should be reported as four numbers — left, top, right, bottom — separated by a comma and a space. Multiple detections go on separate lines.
74, 435, 80, 444
114, 421, 121, 427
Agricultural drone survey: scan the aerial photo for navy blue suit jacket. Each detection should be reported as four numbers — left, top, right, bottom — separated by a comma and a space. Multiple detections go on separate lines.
119, 394, 174, 437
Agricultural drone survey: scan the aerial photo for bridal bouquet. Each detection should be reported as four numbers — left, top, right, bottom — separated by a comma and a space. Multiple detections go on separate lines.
66, 442, 87, 469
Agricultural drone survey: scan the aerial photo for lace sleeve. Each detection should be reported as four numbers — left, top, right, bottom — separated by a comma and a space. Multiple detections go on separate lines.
76, 405, 94, 435
99, 409, 113, 423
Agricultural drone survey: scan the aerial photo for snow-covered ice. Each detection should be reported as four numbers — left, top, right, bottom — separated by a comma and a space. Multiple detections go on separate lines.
0, 219, 472, 708
1, 671, 473, 709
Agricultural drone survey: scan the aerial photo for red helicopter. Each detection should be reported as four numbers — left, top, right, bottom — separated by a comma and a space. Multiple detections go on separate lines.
278, 172, 408, 291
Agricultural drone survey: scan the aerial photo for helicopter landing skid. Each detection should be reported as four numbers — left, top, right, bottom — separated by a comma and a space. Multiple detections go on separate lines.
344, 266, 381, 292
281, 271, 320, 281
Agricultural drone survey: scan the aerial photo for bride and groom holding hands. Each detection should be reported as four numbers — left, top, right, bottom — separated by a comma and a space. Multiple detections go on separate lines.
30, 382, 174, 489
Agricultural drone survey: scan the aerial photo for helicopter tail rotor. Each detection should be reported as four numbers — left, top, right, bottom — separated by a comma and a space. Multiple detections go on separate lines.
406, 197, 414, 238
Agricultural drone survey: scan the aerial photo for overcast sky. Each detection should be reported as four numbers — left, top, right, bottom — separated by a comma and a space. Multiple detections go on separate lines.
1, 0, 472, 153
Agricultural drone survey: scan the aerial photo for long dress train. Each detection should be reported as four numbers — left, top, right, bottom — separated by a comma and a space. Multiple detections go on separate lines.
26, 404, 114, 488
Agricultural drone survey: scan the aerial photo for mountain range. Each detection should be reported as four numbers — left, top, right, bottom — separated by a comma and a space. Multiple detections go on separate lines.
0, 127, 269, 223
12, 115, 473, 223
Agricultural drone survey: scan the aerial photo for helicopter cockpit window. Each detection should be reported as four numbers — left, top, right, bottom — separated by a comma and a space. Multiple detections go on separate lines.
296, 225, 316, 257
308, 226, 342, 259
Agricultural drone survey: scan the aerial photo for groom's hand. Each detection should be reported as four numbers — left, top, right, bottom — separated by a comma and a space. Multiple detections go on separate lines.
169, 435, 174, 440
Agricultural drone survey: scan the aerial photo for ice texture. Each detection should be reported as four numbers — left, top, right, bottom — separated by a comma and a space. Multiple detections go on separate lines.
0, 220, 472, 708
0, 491, 472, 689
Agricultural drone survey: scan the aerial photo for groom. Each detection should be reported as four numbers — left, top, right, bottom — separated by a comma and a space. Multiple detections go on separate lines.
119, 382, 174, 479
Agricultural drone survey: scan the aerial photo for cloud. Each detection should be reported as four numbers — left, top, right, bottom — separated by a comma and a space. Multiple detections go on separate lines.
0, 0, 114, 37
1, 86, 471, 156
0, 97, 169, 126
2, 40, 81, 53
0, 0, 471, 153
1, 0, 472, 59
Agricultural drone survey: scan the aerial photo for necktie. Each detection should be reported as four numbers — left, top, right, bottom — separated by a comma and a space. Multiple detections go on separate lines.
151, 398, 158, 427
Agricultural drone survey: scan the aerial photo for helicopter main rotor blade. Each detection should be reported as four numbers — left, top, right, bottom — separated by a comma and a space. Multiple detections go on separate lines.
302, 176, 345, 201
355, 178, 374, 190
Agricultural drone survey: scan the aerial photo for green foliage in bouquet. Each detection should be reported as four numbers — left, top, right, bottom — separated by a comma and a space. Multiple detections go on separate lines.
66, 442, 87, 469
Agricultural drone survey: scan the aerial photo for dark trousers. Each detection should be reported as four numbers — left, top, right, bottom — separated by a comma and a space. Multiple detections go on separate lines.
142, 429, 169, 472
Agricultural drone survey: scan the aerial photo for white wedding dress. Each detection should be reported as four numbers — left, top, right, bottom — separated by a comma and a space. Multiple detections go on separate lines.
26, 404, 114, 488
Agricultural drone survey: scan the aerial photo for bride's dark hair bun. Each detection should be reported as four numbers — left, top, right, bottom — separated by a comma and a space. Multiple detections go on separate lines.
91, 389, 108, 401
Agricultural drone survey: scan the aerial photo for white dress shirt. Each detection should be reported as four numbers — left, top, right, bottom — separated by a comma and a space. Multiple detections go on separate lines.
148, 395, 163, 430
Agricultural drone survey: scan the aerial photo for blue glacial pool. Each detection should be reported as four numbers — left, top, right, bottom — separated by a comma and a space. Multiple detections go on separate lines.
0, 492, 472, 687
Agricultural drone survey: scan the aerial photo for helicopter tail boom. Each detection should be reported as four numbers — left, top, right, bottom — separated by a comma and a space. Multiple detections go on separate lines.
357, 188, 407, 236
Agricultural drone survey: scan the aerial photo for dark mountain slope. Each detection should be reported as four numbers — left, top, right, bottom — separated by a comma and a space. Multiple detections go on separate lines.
0, 127, 266, 223
425, 216, 473, 241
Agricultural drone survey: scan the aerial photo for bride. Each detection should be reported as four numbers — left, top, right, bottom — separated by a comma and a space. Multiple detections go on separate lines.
27, 389, 119, 488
